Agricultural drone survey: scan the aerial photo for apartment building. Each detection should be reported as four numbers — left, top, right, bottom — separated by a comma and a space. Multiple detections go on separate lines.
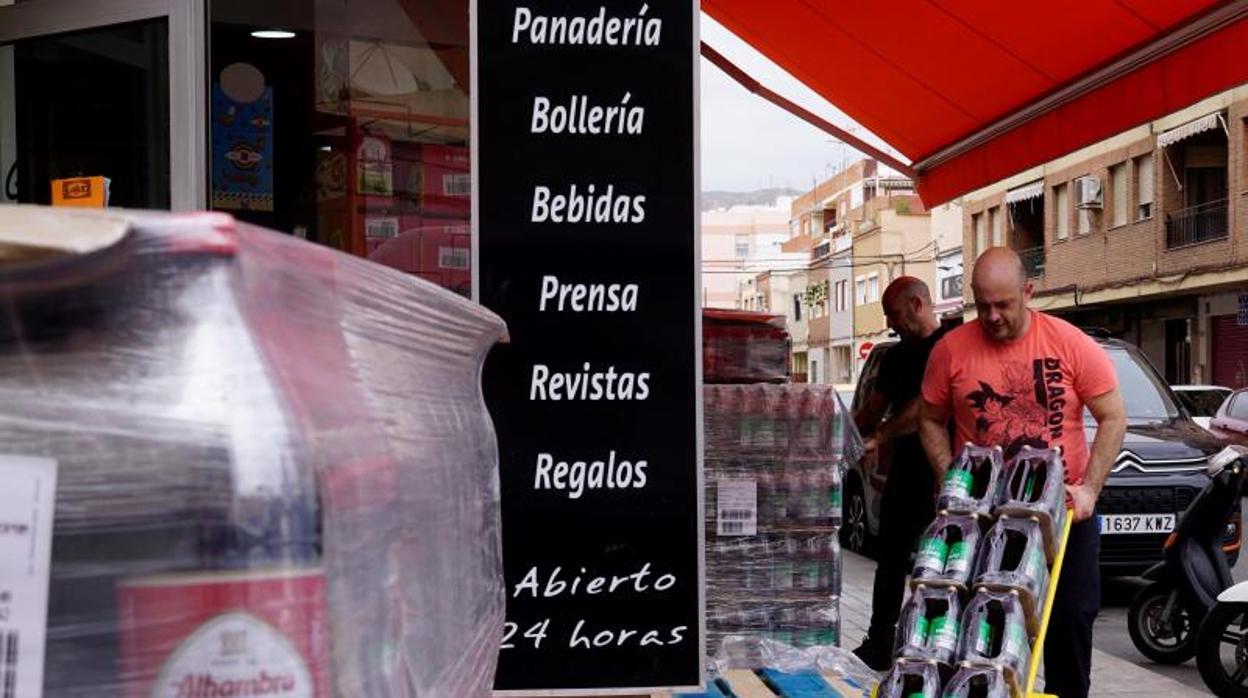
960, 85, 1248, 388
786, 159, 936, 385
701, 200, 800, 308
851, 193, 934, 377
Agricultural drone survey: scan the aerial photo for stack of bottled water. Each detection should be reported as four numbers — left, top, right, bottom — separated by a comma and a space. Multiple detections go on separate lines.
704, 384, 862, 651
879, 444, 1067, 697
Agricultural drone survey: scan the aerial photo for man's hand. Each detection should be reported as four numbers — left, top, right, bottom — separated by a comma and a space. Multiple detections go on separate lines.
1065, 482, 1098, 522
861, 436, 879, 458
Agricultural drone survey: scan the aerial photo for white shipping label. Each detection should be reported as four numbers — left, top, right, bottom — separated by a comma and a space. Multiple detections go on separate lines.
717, 480, 757, 537
0, 455, 57, 698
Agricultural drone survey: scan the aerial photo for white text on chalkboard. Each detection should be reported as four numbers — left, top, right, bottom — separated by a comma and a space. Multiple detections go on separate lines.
539, 276, 638, 312
531, 93, 645, 135
500, 620, 689, 651
511, 5, 662, 47
514, 563, 676, 598
530, 363, 650, 400
531, 184, 646, 224
569, 621, 688, 648
534, 450, 648, 498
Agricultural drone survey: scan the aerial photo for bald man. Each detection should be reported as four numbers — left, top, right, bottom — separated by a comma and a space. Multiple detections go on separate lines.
919, 248, 1126, 698
850, 276, 949, 670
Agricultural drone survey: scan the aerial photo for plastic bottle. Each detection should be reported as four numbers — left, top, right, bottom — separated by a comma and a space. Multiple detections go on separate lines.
973, 516, 1049, 631
797, 535, 826, 590
773, 388, 792, 456
938, 444, 1004, 516
773, 536, 797, 591
941, 662, 1012, 698
911, 513, 981, 589
957, 589, 1032, 694
996, 446, 1067, 561
876, 659, 942, 698
828, 458, 843, 528
895, 584, 962, 665
827, 534, 843, 596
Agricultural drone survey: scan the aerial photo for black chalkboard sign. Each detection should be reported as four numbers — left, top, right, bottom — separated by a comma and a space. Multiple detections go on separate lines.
472, 0, 702, 692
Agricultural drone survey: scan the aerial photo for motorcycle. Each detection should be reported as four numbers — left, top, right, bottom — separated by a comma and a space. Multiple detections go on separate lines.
1197, 447, 1248, 696
1127, 445, 1248, 665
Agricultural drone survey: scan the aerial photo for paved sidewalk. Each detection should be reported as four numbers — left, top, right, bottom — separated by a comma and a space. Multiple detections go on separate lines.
839, 549, 1208, 697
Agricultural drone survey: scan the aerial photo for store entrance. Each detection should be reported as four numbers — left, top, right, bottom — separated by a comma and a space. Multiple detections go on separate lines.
1, 20, 170, 209
0, 0, 203, 210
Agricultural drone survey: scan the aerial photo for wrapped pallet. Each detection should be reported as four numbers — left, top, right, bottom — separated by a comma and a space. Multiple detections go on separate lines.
0, 205, 506, 697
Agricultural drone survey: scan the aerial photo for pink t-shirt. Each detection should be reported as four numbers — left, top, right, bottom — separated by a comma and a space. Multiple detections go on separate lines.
921, 311, 1118, 483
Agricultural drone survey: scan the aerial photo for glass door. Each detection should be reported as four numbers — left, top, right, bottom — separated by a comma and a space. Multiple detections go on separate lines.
0, 0, 205, 210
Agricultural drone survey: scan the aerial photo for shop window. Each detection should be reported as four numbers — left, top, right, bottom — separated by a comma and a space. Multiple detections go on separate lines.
209, 0, 472, 297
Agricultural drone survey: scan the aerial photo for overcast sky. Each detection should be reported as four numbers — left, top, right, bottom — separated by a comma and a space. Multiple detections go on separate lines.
699, 15, 901, 193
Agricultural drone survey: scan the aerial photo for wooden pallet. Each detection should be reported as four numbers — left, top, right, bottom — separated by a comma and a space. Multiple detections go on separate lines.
657, 668, 870, 697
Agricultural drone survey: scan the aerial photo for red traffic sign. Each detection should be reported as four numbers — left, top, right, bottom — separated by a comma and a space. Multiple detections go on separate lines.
859, 342, 874, 360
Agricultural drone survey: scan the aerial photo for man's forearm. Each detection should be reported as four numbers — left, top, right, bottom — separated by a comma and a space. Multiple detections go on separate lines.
1084, 414, 1127, 493
919, 416, 953, 480
875, 400, 920, 443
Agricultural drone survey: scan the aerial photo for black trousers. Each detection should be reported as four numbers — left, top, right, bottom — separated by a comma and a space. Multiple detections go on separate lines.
1042, 516, 1101, 698
866, 455, 936, 646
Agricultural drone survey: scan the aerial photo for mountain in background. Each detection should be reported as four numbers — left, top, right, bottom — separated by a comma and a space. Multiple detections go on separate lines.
701, 188, 800, 212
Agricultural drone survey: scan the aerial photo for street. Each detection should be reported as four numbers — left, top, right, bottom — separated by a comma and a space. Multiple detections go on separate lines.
1095, 515, 1248, 688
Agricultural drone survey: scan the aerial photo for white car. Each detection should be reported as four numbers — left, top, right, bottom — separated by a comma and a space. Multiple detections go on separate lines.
1173, 385, 1234, 431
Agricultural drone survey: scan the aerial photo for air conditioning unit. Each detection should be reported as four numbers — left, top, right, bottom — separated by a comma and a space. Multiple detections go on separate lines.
1076, 176, 1103, 210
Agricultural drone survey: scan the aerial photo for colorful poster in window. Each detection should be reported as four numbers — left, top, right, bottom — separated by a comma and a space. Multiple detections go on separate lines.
212, 83, 275, 211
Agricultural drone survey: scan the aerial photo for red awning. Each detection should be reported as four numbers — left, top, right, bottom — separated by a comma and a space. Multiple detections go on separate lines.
703, 0, 1248, 205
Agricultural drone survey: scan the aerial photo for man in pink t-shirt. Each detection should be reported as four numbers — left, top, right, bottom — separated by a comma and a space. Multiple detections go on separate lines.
920, 248, 1126, 698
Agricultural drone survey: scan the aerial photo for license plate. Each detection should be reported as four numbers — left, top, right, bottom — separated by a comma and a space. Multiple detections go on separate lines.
1099, 513, 1176, 535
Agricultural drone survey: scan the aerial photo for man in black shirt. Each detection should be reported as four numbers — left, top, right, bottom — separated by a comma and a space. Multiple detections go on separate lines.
851, 276, 949, 670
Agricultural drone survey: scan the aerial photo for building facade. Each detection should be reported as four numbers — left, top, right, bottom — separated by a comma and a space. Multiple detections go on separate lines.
960, 85, 1248, 388
786, 159, 937, 385
702, 200, 799, 309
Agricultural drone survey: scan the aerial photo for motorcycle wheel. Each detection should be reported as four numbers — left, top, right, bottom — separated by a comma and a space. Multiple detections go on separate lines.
1198, 602, 1248, 697
1128, 582, 1199, 664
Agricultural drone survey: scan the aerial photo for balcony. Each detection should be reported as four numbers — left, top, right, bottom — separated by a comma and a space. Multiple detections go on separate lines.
811, 240, 831, 260
1017, 246, 1045, 278
1166, 198, 1229, 249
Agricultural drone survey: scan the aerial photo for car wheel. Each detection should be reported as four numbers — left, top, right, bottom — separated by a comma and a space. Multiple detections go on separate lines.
1128, 582, 1199, 664
1198, 602, 1248, 697
840, 476, 871, 555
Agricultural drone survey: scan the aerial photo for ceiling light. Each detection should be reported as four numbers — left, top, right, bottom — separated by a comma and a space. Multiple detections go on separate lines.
251, 29, 296, 39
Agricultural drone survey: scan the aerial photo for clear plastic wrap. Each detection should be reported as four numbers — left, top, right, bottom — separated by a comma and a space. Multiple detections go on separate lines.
704, 384, 862, 650
894, 584, 962, 665
875, 659, 942, 698
957, 589, 1032, 694
0, 206, 506, 697
942, 662, 1011, 698
709, 635, 880, 691
995, 446, 1067, 561
973, 517, 1050, 631
702, 309, 791, 384
911, 513, 982, 590
937, 444, 1004, 516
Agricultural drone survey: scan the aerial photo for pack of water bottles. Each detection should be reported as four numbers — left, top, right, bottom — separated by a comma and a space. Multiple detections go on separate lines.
879, 443, 1067, 697
0, 207, 507, 697
703, 384, 862, 651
